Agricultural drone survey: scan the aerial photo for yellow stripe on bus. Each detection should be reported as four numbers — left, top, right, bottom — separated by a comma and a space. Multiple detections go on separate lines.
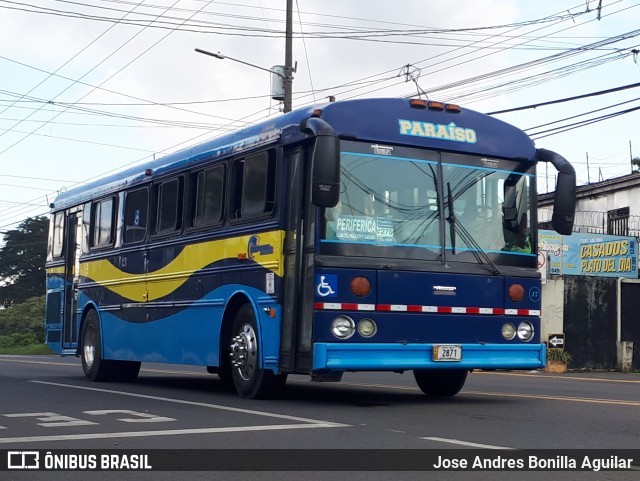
79, 231, 285, 302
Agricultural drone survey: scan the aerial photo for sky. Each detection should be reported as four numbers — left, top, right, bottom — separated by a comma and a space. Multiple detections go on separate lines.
1, 0, 640, 244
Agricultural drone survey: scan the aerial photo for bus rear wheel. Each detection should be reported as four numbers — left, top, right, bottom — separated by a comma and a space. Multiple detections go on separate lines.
81, 310, 140, 382
229, 304, 286, 399
413, 369, 468, 396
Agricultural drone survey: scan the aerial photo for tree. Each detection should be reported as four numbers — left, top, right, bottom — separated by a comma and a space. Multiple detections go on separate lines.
632, 157, 640, 172
0, 216, 49, 307
0, 295, 45, 342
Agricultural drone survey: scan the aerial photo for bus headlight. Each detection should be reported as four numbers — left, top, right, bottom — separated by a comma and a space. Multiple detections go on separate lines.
517, 321, 534, 341
331, 316, 355, 339
501, 323, 516, 340
357, 318, 377, 338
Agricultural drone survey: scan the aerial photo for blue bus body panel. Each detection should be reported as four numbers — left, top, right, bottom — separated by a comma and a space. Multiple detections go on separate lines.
313, 343, 546, 371
312, 267, 543, 368
83, 284, 281, 369
314, 268, 541, 313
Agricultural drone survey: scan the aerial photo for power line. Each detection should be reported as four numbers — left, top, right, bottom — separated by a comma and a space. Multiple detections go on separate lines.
487, 81, 640, 115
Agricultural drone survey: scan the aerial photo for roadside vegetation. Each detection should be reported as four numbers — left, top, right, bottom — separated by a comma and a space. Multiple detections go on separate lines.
0, 295, 53, 354
0, 217, 53, 355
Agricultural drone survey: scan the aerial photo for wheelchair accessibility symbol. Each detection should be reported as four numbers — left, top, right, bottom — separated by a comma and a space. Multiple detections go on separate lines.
316, 274, 337, 297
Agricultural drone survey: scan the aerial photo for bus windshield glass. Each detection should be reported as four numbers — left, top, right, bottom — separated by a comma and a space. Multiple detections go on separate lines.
321, 141, 534, 264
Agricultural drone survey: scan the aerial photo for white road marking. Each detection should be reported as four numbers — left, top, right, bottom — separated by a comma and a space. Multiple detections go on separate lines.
30, 380, 347, 426
0, 380, 350, 444
421, 437, 514, 450
0, 423, 340, 444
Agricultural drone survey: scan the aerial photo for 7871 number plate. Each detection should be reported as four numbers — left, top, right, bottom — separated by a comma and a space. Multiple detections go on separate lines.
433, 345, 462, 361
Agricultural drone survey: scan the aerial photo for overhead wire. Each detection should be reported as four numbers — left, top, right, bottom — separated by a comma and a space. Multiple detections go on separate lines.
1, 0, 639, 227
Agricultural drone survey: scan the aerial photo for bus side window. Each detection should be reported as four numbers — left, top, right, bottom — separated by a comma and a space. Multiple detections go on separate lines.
91, 197, 116, 248
51, 211, 65, 258
124, 188, 149, 244
81, 202, 91, 253
153, 178, 183, 235
231, 150, 276, 220
190, 165, 224, 228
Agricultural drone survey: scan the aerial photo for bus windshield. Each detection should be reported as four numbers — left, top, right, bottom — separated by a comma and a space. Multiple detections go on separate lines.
321, 141, 534, 263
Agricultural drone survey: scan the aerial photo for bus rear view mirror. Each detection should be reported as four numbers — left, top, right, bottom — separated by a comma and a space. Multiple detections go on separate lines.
537, 149, 576, 235
300, 117, 340, 208
552, 172, 576, 235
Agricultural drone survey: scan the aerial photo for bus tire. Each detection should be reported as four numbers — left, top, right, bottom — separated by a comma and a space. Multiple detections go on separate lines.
229, 304, 286, 399
81, 310, 141, 382
413, 369, 468, 396
81, 310, 112, 382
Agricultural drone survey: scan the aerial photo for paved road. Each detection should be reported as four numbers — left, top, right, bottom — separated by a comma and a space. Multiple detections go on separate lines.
1, 355, 639, 480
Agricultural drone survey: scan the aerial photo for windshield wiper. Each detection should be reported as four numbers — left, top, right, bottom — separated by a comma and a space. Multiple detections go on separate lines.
446, 182, 501, 276
446, 183, 457, 254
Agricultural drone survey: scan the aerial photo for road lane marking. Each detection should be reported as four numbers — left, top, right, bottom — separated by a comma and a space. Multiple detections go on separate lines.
474, 370, 640, 385
0, 423, 339, 445
30, 380, 349, 426
421, 437, 514, 450
293, 380, 640, 407
463, 390, 640, 407
0, 381, 349, 444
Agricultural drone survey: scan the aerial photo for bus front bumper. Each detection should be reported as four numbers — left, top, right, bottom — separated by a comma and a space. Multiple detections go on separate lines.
312, 342, 546, 371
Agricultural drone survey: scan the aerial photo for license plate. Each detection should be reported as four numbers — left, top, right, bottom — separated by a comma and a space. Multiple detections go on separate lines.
433, 345, 462, 361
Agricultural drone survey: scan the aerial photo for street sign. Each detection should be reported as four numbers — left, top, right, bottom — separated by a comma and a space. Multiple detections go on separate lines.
538, 250, 547, 285
548, 333, 565, 349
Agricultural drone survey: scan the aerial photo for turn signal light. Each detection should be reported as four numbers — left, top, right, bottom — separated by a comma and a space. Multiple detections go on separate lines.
351, 276, 371, 297
508, 284, 525, 302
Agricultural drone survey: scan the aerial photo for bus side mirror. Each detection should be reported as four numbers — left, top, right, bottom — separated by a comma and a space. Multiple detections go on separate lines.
537, 149, 576, 235
300, 117, 340, 208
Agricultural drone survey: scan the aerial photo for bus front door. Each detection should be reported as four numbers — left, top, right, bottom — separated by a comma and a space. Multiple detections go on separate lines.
61, 210, 82, 350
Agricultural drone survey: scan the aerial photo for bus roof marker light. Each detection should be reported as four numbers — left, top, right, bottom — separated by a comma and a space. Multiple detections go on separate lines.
144, 169, 153, 176
311, 109, 323, 118
445, 103, 461, 113
427, 101, 445, 111
409, 99, 427, 109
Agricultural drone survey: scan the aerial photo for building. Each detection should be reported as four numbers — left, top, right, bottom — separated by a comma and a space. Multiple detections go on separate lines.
537, 172, 640, 371
538, 171, 640, 237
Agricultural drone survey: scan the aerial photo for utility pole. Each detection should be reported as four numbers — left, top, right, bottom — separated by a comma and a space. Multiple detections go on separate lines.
586, 152, 591, 184
283, 0, 293, 113
196, 1, 294, 112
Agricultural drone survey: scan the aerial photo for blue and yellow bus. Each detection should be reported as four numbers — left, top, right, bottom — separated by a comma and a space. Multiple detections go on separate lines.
45, 98, 575, 398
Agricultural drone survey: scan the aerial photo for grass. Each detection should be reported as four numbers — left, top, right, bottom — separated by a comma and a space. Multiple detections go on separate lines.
0, 344, 55, 355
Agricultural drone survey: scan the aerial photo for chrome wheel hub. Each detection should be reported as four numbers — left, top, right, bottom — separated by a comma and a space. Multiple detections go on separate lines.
230, 324, 257, 381
83, 343, 95, 368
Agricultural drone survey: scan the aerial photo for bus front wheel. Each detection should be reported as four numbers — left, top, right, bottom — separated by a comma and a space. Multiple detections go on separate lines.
229, 304, 286, 399
81, 310, 140, 382
413, 369, 468, 396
